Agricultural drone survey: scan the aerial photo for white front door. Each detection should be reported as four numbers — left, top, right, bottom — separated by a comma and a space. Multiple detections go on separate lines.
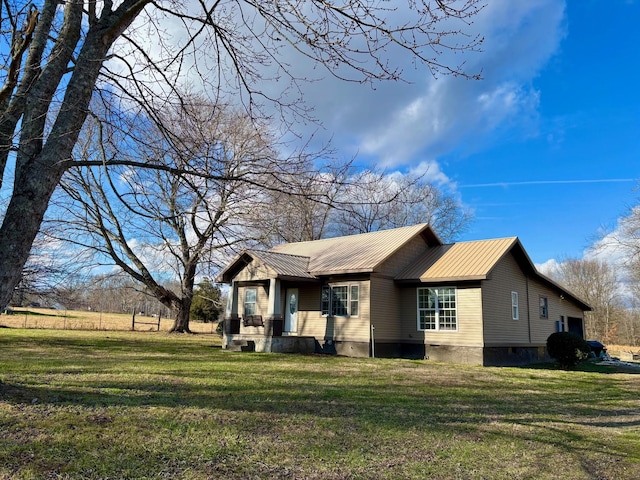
284, 288, 298, 333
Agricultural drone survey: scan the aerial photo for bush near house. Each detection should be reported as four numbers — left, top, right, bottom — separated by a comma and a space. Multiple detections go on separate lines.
547, 332, 591, 368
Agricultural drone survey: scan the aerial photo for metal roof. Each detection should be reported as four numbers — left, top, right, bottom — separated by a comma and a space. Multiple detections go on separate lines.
270, 223, 438, 275
397, 237, 520, 282
249, 251, 314, 279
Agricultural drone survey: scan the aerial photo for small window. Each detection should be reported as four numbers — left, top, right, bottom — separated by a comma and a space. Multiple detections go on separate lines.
539, 296, 548, 318
321, 286, 331, 316
511, 292, 519, 320
244, 288, 257, 316
350, 285, 359, 316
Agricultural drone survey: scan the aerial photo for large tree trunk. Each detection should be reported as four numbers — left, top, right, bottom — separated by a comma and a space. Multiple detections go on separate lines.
0, 1, 149, 310
0, 160, 64, 310
169, 299, 193, 333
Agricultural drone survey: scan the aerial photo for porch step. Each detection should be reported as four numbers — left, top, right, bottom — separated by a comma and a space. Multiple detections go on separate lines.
225, 339, 256, 352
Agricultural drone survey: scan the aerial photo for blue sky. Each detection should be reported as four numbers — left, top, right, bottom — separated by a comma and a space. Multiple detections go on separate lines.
284, 0, 639, 265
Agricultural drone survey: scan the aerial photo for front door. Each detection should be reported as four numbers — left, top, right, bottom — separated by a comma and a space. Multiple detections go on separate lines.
284, 288, 298, 333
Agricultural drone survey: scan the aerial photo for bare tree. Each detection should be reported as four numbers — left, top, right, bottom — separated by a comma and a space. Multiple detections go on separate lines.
551, 257, 625, 343
54, 98, 336, 332
331, 172, 472, 241
0, 0, 483, 310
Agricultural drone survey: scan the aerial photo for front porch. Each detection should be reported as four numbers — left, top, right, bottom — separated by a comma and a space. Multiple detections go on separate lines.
223, 332, 316, 354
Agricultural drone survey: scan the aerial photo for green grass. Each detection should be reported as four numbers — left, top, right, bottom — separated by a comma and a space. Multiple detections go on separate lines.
1, 329, 639, 479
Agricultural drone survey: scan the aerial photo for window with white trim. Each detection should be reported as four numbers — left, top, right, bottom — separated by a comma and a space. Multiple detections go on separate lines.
244, 288, 257, 316
539, 296, 548, 318
321, 284, 360, 317
417, 287, 457, 331
511, 291, 519, 320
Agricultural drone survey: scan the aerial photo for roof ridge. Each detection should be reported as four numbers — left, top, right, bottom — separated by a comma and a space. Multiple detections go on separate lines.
253, 249, 310, 260
275, 223, 430, 247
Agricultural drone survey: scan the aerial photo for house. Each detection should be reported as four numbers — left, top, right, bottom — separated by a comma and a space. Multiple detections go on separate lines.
216, 224, 590, 365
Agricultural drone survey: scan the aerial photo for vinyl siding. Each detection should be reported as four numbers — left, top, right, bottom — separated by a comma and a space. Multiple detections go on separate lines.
369, 276, 401, 340
397, 285, 483, 346
237, 284, 269, 334
295, 280, 371, 342
526, 279, 585, 344
377, 236, 431, 277
482, 252, 586, 346
234, 259, 273, 282
482, 252, 531, 345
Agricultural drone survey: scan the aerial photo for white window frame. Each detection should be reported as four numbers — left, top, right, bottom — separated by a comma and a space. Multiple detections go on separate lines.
511, 291, 519, 320
539, 296, 549, 319
244, 288, 257, 316
321, 284, 360, 317
417, 287, 458, 332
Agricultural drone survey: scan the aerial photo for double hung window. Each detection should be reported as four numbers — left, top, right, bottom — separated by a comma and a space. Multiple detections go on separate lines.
511, 292, 519, 320
244, 288, 257, 316
539, 296, 548, 318
321, 284, 359, 317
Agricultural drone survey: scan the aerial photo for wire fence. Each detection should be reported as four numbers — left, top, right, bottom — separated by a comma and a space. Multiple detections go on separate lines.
0, 308, 218, 334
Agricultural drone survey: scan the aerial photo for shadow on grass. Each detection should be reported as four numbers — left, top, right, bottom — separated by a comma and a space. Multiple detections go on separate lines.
524, 360, 640, 374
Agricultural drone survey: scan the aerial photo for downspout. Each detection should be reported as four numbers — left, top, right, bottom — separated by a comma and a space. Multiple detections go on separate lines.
526, 277, 532, 344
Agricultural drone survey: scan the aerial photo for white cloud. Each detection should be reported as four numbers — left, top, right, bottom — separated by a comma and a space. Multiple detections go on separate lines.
278, 0, 567, 176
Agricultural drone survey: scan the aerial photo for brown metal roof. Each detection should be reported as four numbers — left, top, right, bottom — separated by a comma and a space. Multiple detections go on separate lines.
270, 223, 438, 275
249, 251, 314, 279
397, 237, 519, 282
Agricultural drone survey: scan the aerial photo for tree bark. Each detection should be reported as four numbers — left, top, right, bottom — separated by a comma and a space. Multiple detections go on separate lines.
169, 300, 193, 333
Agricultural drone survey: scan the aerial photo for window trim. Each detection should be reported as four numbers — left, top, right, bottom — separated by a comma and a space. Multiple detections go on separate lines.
321, 284, 360, 317
244, 288, 257, 316
511, 291, 519, 320
416, 286, 458, 332
539, 296, 549, 319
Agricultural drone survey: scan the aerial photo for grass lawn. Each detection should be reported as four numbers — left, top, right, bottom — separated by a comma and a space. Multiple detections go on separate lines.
0, 329, 639, 479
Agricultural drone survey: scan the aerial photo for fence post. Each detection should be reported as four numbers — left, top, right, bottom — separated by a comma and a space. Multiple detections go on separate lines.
157, 312, 161, 331
131, 309, 136, 331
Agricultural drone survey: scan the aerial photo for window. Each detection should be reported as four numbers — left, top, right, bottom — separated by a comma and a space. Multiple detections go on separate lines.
511, 291, 519, 320
539, 296, 548, 318
321, 286, 330, 316
350, 285, 359, 316
244, 288, 257, 316
321, 284, 360, 317
417, 287, 457, 331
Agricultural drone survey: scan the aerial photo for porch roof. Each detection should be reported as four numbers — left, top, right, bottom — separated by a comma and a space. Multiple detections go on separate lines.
215, 250, 314, 283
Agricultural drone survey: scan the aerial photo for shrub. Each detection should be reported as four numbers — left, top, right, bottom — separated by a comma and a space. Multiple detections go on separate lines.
546, 332, 591, 369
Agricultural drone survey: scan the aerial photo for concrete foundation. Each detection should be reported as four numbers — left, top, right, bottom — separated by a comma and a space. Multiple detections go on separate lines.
223, 334, 316, 354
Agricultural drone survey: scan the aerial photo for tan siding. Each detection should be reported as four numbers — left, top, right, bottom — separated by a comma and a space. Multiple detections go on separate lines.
369, 276, 401, 340
234, 259, 272, 282
296, 280, 371, 342
482, 252, 587, 346
237, 284, 269, 334
482, 252, 530, 345
397, 285, 483, 346
527, 279, 585, 344
377, 237, 430, 277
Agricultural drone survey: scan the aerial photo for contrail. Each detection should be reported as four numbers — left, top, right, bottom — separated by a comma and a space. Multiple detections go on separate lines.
460, 178, 636, 188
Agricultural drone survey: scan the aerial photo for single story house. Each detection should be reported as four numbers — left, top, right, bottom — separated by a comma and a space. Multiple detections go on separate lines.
216, 224, 590, 365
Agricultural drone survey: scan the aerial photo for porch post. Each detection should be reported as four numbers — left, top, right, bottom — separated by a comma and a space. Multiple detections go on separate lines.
267, 278, 281, 317
266, 278, 282, 337
224, 281, 240, 336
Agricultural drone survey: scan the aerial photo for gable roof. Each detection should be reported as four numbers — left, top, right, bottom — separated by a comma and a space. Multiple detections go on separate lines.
215, 250, 314, 283
397, 237, 520, 282
270, 223, 441, 275
396, 236, 591, 311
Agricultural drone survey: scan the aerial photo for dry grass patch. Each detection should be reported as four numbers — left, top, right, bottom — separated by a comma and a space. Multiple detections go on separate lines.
0, 307, 217, 333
